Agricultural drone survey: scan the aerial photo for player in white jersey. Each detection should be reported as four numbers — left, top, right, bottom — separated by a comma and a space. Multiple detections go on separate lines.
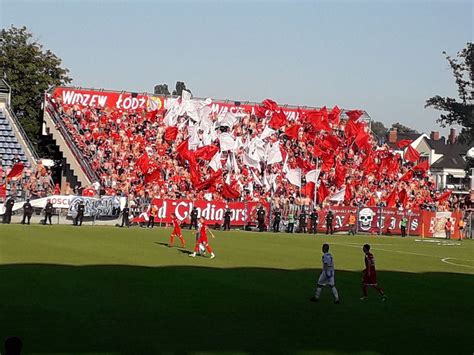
310, 243, 340, 304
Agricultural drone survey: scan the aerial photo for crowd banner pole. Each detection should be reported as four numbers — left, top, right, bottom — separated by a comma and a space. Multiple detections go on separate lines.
407, 210, 411, 237
378, 205, 383, 236
356, 205, 360, 234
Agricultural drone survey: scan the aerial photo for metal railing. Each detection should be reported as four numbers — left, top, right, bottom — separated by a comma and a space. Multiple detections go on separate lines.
3, 104, 39, 162
44, 98, 99, 184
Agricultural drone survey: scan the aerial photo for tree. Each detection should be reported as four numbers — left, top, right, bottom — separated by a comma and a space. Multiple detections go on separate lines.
391, 122, 418, 134
172, 81, 191, 96
154, 84, 170, 95
0, 26, 72, 148
426, 42, 473, 144
371, 121, 388, 138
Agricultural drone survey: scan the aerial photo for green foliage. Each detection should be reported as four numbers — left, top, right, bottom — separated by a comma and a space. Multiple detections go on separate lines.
391, 122, 418, 134
153, 83, 170, 95
426, 42, 474, 144
371, 120, 388, 138
172, 81, 191, 96
0, 26, 72, 149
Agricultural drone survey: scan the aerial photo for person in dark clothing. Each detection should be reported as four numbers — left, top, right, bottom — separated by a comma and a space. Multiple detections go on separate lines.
310, 209, 319, 234
121, 205, 130, 227
21, 199, 33, 225
190, 207, 198, 230
3, 196, 15, 224
74, 201, 85, 226
272, 209, 281, 232
326, 210, 334, 235
299, 209, 307, 233
5, 336, 22, 355
43, 200, 53, 225
257, 206, 266, 232
223, 208, 231, 231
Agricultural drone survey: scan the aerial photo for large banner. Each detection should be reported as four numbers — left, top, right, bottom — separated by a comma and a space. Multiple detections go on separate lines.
140, 198, 270, 226
51, 87, 164, 111
208, 101, 322, 121
312, 207, 422, 235
0, 195, 72, 214
67, 196, 126, 219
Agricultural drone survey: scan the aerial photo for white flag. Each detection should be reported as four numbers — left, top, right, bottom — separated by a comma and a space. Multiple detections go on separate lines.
243, 152, 260, 169
209, 152, 222, 172
267, 142, 283, 164
329, 188, 345, 202
286, 168, 302, 188
305, 169, 321, 183
260, 126, 275, 140
219, 133, 235, 152
251, 169, 263, 186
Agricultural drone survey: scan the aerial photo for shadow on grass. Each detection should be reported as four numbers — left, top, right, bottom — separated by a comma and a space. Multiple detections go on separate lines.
0, 264, 472, 355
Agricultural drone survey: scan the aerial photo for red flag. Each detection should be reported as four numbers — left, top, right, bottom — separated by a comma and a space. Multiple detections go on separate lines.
367, 196, 376, 207
400, 170, 414, 182
413, 160, 430, 172
0, 184, 6, 198
269, 110, 287, 130
345, 110, 364, 121
194, 145, 219, 161
317, 180, 330, 203
301, 182, 316, 200
254, 105, 267, 118
354, 129, 370, 150
262, 99, 279, 111
387, 156, 400, 176
344, 184, 352, 203
404, 145, 420, 163
385, 189, 398, 208
164, 126, 178, 142
176, 138, 191, 160
285, 124, 301, 140
312, 144, 324, 157
222, 182, 240, 199
328, 106, 341, 125
189, 160, 201, 186
308, 112, 331, 132
396, 140, 413, 149
146, 110, 159, 122
398, 188, 408, 207
334, 163, 347, 188
194, 169, 222, 191
296, 156, 313, 172
144, 169, 163, 184
322, 135, 341, 150
436, 190, 452, 203
344, 119, 360, 138
7, 162, 24, 179
135, 152, 149, 174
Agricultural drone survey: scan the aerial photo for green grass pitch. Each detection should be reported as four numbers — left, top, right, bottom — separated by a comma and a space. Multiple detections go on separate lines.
0, 225, 472, 355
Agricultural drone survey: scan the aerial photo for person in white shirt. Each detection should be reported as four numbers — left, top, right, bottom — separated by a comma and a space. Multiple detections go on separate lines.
310, 243, 340, 304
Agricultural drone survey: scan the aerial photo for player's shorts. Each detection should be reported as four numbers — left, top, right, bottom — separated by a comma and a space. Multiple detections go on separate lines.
362, 272, 378, 285
172, 227, 181, 235
317, 271, 335, 286
197, 236, 208, 246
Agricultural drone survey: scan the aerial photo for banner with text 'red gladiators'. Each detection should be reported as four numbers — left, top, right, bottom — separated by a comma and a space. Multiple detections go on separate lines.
51, 87, 164, 111
144, 199, 270, 226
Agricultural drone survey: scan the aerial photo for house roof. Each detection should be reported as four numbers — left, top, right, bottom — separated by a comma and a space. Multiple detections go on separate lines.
430, 142, 471, 170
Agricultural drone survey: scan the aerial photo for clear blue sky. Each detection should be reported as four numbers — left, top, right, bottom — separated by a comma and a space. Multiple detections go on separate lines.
1, 0, 472, 135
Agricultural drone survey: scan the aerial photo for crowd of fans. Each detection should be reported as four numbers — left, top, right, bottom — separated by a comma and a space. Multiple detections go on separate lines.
43, 91, 468, 214
0, 158, 56, 199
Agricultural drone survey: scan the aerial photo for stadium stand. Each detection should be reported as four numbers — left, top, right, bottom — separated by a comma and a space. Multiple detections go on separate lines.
39, 86, 463, 213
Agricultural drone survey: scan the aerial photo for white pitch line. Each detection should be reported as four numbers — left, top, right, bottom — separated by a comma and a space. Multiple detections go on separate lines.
441, 258, 474, 269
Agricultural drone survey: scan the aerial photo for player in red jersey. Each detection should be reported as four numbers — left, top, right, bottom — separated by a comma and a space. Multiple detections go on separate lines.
361, 244, 386, 301
169, 214, 186, 248
189, 218, 215, 259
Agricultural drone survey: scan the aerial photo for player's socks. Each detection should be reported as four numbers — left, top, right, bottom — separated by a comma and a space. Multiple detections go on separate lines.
362, 284, 369, 297
331, 287, 339, 301
210, 253, 215, 259
374, 286, 384, 295
189, 252, 196, 257
315, 287, 322, 299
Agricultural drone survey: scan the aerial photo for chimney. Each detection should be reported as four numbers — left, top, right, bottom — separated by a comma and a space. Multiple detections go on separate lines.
388, 128, 397, 143
449, 128, 456, 145
430, 131, 440, 141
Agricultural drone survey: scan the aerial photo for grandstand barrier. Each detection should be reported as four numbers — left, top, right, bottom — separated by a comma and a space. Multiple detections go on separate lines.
0, 195, 464, 238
